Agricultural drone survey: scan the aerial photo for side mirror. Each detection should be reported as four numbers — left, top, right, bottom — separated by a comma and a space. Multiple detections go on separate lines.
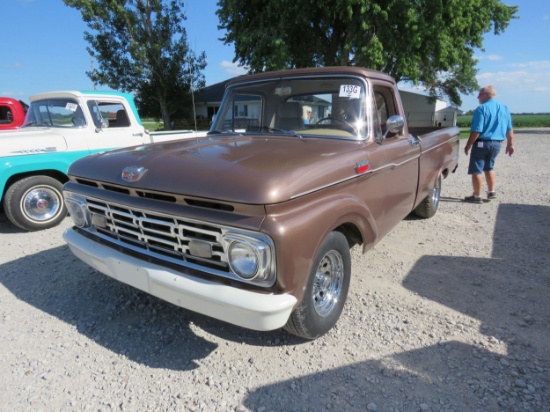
381, 115, 405, 140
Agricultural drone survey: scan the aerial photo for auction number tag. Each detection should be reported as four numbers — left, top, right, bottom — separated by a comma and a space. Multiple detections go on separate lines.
339, 85, 361, 99
65, 102, 78, 112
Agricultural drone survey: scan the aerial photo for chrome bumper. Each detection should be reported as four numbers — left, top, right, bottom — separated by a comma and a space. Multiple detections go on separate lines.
63, 228, 297, 331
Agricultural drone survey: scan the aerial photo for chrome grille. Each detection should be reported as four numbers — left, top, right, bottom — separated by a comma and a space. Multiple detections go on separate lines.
85, 197, 229, 272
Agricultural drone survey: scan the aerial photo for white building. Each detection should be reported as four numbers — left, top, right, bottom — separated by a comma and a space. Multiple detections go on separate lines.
399, 90, 458, 127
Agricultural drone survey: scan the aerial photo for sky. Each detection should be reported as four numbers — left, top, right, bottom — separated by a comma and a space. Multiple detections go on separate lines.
1, 0, 548, 114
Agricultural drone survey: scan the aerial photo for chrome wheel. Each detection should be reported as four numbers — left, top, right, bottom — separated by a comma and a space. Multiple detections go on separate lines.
413, 175, 441, 219
22, 186, 62, 222
5, 176, 67, 231
284, 231, 351, 339
431, 177, 441, 209
312, 250, 344, 317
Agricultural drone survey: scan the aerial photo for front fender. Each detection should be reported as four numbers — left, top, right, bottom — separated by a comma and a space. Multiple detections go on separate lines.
263, 188, 378, 303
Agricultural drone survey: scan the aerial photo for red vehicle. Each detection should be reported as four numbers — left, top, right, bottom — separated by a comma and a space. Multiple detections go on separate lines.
0, 97, 28, 130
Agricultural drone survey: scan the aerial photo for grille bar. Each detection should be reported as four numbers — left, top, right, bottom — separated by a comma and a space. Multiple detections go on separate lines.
85, 198, 229, 272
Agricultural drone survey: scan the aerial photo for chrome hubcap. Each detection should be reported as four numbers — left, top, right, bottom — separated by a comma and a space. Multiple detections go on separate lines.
22, 187, 61, 222
312, 250, 344, 317
432, 179, 441, 207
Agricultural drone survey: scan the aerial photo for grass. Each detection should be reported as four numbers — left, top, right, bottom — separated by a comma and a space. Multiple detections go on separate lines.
459, 128, 470, 139
141, 118, 163, 131
457, 114, 550, 139
457, 114, 550, 129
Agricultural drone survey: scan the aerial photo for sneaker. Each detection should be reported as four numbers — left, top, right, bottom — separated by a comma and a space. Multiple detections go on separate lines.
487, 192, 497, 200
464, 195, 483, 204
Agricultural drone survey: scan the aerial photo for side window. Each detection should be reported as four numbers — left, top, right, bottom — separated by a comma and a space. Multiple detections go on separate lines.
369, 93, 383, 140
373, 86, 399, 136
87, 101, 130, 128
220, 94, 262, 131
374, 92, 388, 125
0, 106, 13, 125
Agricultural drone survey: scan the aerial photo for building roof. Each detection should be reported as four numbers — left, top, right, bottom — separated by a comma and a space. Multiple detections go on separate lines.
195, 79, 234, 104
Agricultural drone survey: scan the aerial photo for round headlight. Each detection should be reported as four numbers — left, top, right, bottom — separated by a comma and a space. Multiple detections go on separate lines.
66, 198, 89, 228
228, 242, 259, 279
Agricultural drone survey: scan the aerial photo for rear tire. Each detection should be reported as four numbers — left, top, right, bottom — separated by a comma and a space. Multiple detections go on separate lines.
4, 176, 66, 231
284, 231, 351, 339
413, 174, 441, 219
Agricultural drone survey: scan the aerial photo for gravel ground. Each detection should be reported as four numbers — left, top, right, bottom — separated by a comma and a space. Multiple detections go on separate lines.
1, 129, 549, 412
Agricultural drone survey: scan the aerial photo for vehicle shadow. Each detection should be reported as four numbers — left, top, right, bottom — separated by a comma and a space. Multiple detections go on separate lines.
0, 241, 303, 371
0, 211, 26, 234
403, 203, 550, 356
242, 202, 550, 410
242, 340, 521, 410
0, 245, 224, 371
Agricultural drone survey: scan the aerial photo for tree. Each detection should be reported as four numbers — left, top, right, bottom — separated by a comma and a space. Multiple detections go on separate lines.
64, 0, 206, 129
217, 0, 517, 106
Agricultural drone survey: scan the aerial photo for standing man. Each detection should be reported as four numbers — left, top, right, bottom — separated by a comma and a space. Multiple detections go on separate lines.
463, 85, 515, 203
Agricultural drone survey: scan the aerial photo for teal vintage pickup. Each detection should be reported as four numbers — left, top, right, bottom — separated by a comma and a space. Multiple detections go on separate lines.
1, 90, 206, 230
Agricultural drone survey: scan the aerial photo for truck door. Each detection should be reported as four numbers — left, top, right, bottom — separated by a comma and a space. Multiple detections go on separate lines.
86, 100, 145, 152
369, 86, 421, 231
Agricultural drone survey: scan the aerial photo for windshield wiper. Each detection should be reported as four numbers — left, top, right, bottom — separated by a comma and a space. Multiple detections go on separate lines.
22, 121, 50, 128
248, 125, 303, 138
208, 130, 242, 136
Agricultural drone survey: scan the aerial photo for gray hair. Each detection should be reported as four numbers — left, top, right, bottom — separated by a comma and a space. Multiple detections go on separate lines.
480, 85, 496, 97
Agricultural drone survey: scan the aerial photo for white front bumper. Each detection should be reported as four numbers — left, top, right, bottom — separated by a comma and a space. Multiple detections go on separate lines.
63, 229, 297, 331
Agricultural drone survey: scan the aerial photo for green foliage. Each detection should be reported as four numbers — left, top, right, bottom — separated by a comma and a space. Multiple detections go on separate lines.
64, 0, 206, 129
217, 0, 517, 106
458, 114, 550, 128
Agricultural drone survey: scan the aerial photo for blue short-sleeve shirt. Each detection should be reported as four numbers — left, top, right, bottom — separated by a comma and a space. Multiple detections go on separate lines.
470, 98, 513, 141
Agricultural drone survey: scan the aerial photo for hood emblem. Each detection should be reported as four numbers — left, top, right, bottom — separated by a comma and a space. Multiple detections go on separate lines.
121, 166, 148, 182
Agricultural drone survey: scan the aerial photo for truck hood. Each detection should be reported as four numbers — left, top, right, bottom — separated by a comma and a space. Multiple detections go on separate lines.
69, 134, 369, 204
0, 128, 68, 157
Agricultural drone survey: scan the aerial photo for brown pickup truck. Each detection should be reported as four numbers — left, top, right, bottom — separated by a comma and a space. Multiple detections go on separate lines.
63, 67, 459, 339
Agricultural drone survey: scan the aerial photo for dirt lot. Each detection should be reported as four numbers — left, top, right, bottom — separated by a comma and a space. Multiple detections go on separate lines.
1, 130, 549, 411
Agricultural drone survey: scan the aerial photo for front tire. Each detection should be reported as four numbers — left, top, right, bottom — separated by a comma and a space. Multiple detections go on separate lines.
284, 231, 351, 339
4, 176, 66, 231
413, 174, 441, 219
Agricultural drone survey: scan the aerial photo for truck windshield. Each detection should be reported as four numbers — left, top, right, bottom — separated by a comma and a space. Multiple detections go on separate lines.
211, 76, 368, 140
23, 98, 86, 128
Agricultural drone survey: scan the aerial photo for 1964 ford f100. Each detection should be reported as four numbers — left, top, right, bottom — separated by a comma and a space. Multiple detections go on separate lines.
63, 67, 459, 339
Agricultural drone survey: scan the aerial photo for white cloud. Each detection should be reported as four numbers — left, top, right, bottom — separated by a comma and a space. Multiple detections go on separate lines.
477, 61, 550, 92
0, 91, 25, 97
220, 61, 248, 77
508, 60, 550, 70
472, 60, 550, 112
475, 54, 503, 61
2, 62, 23, 69
487, 55, 503, 61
